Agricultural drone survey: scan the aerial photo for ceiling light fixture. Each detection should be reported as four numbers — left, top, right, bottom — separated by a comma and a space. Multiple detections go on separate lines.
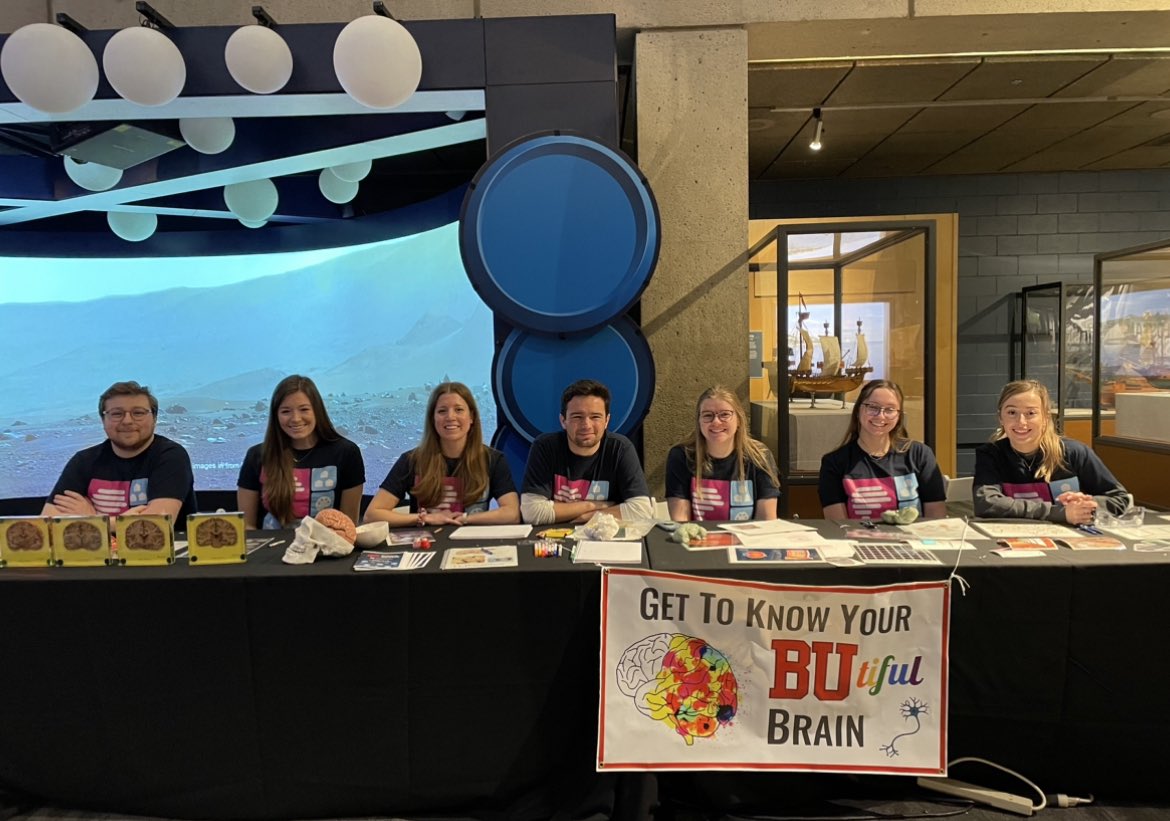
809, 108, 824, 151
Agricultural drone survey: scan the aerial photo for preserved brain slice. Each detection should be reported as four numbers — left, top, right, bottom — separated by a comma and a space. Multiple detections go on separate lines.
124, 519, 165, 550
196, 517, 238, 548
5, 522, 44, 551
63, 521, 104, 551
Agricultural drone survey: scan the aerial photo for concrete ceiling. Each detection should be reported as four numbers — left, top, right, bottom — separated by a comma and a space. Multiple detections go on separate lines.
746, 11, 1170, 179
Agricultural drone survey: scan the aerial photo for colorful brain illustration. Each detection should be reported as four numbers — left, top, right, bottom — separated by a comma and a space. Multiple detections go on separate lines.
615, 633, 739, 745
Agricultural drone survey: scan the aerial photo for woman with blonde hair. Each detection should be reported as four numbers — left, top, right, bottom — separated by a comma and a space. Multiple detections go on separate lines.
973, 379, 1130, 523
237, 375, 365, 529
364, 382, 519, 526
818, 379, 946, 521
665, 386, 779, 522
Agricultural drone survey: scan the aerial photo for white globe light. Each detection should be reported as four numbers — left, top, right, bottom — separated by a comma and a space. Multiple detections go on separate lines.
319, 169, 359, 204
108, 211, 158, 242
239, 217, 267, 228
329, 159, 371, 183
180, 117, 236, 154
0, 23, 99, 114
63, 156, 122, 192
224, 179, 278, 222
333, 16, 422, 109
224, 25, 293, 94
103, 26, 186, 106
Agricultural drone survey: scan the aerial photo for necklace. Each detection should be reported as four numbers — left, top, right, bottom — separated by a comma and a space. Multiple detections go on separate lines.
859, 437, 889, 459
292, 446, 316, 465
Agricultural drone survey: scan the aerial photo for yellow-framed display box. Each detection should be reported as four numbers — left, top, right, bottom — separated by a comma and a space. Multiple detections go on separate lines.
187, 512, 247, 565
50, 515, 111, 567
0, 516, 53, 568
114, 514, 175, 566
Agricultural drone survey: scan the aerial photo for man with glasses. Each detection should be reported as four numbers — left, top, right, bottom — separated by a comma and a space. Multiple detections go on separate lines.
42, 381, 197, 521
520, 379, 654, 525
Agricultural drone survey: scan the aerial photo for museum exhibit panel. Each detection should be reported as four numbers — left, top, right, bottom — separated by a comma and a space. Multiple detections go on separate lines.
1092, 240, 1170, 508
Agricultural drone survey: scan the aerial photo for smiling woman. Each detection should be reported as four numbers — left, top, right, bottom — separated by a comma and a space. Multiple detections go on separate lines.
666, 386, 780, 523
364, 382, 520, 527
972, 379, 1132, 525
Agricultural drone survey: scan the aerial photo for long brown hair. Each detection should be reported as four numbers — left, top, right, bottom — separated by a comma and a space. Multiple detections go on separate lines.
839, 379, 912, 453
991, 379, 1065, 481
261, 375, 342, 526
676, 386, 778, 490
410, 382, 489, 507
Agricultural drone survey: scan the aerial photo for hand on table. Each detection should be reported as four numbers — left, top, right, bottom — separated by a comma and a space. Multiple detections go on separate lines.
50, 491, 97, 516
1058, 491, 1098, 525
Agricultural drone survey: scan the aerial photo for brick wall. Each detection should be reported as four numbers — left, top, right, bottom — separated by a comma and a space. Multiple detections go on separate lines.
751, 169, 1170, 474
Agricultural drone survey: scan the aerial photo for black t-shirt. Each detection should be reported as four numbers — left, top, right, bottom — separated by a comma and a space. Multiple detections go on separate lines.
972, 437, 1131, 520
521, 431, 649, 504
237, 437, 365, 529
380, 446, 516, 514
665, 443, 780, 521
818, 440, 945, 520
48, 434, 197, 524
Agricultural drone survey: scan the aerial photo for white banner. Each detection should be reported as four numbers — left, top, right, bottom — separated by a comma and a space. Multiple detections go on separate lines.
598, 569, 949, 775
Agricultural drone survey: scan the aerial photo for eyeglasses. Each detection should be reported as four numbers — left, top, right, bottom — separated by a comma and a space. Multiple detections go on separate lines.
861, 403, 900, 418
102, 408, 153, 421
700, 410, 735, 424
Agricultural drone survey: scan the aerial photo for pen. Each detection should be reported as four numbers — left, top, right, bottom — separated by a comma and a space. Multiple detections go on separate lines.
1077, 524, 1103, 535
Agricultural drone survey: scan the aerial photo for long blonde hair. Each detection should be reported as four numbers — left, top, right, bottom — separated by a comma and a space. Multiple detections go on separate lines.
838, 379, 912, 453
676, 386, 778, 490
991, 379, 1065, 481
410, 382, 489, 507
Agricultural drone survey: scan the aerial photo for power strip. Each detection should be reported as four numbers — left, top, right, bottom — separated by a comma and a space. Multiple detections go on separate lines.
917, 776, 1035, 816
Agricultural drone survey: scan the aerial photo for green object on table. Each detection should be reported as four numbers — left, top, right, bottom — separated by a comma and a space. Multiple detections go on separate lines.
671, 523, 708, 544
881, 507, 920, 525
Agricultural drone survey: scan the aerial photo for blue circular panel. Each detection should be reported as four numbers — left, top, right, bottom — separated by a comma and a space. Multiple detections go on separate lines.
461, 134, 660, 334
493, 316, 656, 443
489, 424, 531, 492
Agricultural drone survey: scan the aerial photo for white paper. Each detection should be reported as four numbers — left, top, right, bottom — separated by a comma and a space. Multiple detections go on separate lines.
573, 541, 642, 564
898, 518, 975, 540
736, 532, 831, 549
973, 522, 1077, 539
991, 548, 1046, 558
1100, 524, 1170, 540
913, 539, 977, 551
718, 519, 815, 535
449, 524, 533, 540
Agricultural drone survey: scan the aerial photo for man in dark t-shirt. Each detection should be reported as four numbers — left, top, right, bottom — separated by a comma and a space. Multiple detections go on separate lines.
521, 379, 653, 525
42, 381, 197, 523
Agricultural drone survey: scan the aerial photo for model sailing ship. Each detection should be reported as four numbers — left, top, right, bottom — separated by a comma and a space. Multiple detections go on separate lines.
788, 295, 873, 407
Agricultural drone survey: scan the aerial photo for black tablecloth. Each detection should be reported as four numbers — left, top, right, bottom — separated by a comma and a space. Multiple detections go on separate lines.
1, 522, 1168, 819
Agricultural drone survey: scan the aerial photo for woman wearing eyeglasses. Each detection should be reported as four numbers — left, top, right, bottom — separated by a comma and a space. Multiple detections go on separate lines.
666, 386, 780, 522
237, 375, 366, 530
973, 379, 1130, 523
818, 379, 946, 521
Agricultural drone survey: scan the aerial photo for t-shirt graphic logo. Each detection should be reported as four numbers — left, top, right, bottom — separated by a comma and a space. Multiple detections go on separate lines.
88, 478, 144, 515
312, 466, 337, 492
844, 474, 922, 519
554, 476, 610, 503
690, 478, 754, 521
1002, 481, 1052, 503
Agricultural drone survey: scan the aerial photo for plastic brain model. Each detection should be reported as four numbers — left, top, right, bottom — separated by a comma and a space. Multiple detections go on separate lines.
615, 633, 739, 745
315, 508, 357, 544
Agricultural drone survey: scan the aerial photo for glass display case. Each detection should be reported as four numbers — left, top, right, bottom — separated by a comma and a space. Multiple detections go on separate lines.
1092, 240, 1170, 510
1019, 282, 1095, 442
1095, 245, 1170, 445
748, 221, 943, 515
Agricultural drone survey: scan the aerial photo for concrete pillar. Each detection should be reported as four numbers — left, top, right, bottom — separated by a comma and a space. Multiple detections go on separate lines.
636, 27, 748, 496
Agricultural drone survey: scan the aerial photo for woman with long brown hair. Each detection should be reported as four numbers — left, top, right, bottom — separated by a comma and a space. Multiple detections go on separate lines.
665, 386, 779, 522
973, 379, 1130, 523
818, 379, 946, 521
237, 375, 365, 529
364, 382, 519, 526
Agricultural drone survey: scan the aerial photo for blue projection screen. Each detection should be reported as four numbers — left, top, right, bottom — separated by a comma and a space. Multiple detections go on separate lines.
0, 222, 495, 500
